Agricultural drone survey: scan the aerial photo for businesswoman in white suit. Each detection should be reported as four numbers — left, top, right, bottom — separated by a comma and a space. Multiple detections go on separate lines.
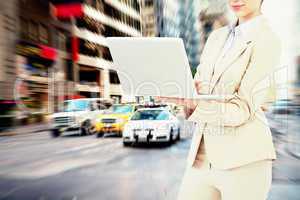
177, 0, 281, 200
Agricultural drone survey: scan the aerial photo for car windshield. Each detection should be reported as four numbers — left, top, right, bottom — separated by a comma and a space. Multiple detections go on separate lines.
62, 100, 89, 112
275, 100, 292, 106
112, 105, 133, 114
131, 110, 169, 120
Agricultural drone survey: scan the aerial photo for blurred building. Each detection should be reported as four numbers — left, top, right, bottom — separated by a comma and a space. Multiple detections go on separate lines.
178, 0, 201, 70
155, 0, 181, 37
197, 0, 229, 60
0, 1, 18, 101
17, 0, 74, 116
140, 0, 200, 69
52, 0, 142, 103
0, 0, 19, 128
0, 0, 142, 128
0, 0, 205, 127
294, 0, 300, 98
0, 0, 74, 127
140, 0, 156, 36
140, 0, 180, 37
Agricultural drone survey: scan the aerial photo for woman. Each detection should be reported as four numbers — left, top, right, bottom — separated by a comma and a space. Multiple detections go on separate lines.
177, 0, 281, 200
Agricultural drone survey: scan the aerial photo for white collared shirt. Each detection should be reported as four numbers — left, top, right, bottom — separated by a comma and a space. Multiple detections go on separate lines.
220, 15, 264, 59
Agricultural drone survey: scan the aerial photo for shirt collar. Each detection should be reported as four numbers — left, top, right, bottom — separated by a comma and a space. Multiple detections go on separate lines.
228, 15, 265, 39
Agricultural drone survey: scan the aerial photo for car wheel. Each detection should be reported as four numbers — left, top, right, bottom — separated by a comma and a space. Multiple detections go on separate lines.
87, 123, 96, 135
81, 120, 92, 136
176, 128, 181, 141
123, 141, 132, 147
168, 128, 174, 145
97, 131, 104, 138
51, 129, 61, 138
118, 130, 123, 137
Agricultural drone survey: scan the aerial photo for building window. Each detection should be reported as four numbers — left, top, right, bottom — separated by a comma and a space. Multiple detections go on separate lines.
66, 60, 74, 81
79, 39, 101, 57
109, 70, 120, 84
120, 0, 140, 12
76, 16, 105, 34
79, 66, 99, 86
103, 25, 129, 37
20, 18, 28, 39
104, 2, 140, 30
102, 47, 112, 61
145, 0, 153, 7
58, 31, 67, 51
95, 0, 104, 12
39, 24, 49, 44
28, 21, 38, 41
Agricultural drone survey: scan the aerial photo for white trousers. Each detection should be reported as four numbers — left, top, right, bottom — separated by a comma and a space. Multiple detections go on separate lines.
177, 157, 273, 200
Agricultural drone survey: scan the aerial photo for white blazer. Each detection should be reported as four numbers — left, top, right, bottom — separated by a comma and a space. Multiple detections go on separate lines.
187, 16, 282, 170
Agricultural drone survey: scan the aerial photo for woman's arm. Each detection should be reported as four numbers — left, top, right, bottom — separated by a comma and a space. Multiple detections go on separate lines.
189, 34, 282, 128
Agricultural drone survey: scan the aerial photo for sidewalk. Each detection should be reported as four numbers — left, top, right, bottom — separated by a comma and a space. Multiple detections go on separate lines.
0, 123, 50, 136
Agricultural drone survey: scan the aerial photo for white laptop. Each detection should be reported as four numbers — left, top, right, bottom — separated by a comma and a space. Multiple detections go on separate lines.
107, 37, 233, 100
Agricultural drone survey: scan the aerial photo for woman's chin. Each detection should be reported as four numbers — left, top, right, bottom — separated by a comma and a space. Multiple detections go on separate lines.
234, 12, 246, 18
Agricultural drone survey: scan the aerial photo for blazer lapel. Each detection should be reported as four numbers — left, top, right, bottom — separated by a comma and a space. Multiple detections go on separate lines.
205, 28, 230, 84
208, 16, 269, 94
210, 39, 251, 94
209, 32, 252, 94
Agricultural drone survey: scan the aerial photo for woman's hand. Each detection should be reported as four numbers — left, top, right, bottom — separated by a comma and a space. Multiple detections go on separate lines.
195, 80, 202, 95
155, 80, 204, 118
156, 97, 199, 118
183, 98, 199, 118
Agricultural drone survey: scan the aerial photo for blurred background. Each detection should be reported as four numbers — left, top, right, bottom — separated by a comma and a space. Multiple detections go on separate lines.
0, 0, 299, 200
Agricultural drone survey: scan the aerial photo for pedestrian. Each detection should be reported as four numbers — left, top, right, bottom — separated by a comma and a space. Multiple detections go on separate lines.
177, 0, 281, 199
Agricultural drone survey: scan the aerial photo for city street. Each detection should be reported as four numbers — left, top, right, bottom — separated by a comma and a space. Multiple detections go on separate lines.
0, 129, 189, 200
0, 115, 299, 200
0, 0, 299, 199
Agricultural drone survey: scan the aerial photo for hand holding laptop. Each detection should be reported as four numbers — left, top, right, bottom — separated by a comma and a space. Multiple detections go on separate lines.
157, 80, 206, 118
159, 80, 202, 104
194, 80, 202, 95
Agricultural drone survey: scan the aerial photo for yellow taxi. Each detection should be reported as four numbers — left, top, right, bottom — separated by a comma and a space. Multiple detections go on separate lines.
95, 103, 140, 137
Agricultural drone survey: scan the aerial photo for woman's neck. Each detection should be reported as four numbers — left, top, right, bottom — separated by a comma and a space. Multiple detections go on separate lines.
238, 11, 262, 24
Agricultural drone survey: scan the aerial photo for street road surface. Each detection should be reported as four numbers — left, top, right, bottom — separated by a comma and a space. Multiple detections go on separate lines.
0, 115, 299, 200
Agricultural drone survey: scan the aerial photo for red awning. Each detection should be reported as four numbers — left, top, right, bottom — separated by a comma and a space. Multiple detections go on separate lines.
71, 37, 79, 62
53, 3, 83, 18
58, 94, 85, 101
39, 45, 57, 61
68, 94, 85, 99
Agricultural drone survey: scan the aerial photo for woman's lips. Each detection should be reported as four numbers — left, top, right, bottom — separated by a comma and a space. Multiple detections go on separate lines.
231, 5, 244, 11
